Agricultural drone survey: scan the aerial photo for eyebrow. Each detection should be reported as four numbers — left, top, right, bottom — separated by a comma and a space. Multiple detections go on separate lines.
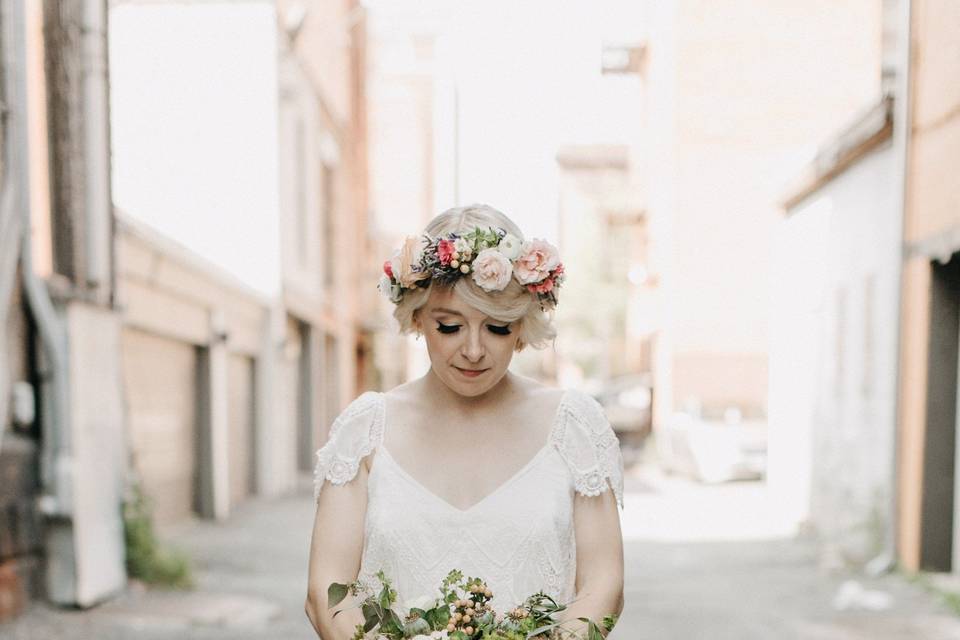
429, 307, 466, 317
429, 308, 506, 323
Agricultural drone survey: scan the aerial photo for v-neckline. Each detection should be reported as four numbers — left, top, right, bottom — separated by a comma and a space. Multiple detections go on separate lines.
374, 389, 571, 515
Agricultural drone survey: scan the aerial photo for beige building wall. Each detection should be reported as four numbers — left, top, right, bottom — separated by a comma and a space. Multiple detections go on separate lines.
275, 0, 370, 445
556, 145, 651, 385
365, 6, 443, 388
116, 216, 269, 526
897, 0, 960, 572
644, 0, 882, 423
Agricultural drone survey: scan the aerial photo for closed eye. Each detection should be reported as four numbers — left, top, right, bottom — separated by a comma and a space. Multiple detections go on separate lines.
436, 322, 460, 334
435, 322, 512, 336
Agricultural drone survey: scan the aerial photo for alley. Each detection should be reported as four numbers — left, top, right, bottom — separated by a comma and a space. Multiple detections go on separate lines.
5, 460, 960, 640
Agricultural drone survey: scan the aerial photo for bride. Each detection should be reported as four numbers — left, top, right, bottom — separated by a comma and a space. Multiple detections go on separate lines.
305, 204, 624, 639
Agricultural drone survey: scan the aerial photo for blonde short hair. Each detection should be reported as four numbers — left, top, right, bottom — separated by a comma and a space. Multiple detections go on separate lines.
392, 204, 557, 351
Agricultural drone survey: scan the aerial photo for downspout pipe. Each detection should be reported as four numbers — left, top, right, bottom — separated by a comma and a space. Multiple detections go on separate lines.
4, 0, 74, 518
867, 0, 912, 577
81, 0, 111, 296
0, 0, 24, 456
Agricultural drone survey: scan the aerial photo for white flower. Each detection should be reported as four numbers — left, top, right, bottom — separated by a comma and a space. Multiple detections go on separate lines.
496, 233, 522, 260
471, 248, 513, 292
402, 594, 436, 614
513, 238, 560, 284
454, 237, 473, 257
410, 632, 449, 640
378, 274, 402, 303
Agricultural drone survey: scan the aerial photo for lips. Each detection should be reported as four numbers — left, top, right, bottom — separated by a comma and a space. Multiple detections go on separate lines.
455, 366, 488, 378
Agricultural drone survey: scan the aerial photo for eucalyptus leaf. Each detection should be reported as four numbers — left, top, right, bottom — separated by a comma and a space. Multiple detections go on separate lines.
577, 617, 606, 640
528, 621, 560, 636
378, 586, 392, 610
362, 602, 379, 632
327, 582, 349, 609
601, 613, 619, 631
382, 609, 404, 635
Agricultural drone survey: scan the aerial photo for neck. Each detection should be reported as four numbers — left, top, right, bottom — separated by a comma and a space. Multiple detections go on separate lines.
421, 368, 519, 416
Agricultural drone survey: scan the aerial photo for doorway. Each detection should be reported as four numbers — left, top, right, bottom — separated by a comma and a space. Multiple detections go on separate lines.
921, 252, 960, 571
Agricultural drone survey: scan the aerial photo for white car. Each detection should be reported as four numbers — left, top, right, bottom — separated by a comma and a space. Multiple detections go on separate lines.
659, 412, 767, 483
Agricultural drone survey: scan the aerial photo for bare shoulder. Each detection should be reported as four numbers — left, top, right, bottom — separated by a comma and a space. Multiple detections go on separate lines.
382, 378, 427, 411
510, 374, 566, 413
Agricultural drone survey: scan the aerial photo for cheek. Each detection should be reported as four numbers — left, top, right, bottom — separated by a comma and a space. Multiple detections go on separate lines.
492, 337, 519, 361
423, 333, 456, 358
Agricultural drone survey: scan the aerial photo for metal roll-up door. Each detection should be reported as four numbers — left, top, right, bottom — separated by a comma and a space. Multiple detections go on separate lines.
122, 328, 197, 528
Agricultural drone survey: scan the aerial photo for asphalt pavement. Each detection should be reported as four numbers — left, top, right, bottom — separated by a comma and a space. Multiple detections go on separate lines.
3, 459, 960, 640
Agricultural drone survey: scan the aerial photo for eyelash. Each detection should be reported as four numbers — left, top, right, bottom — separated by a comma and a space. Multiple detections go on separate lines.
436, 322, 512, 336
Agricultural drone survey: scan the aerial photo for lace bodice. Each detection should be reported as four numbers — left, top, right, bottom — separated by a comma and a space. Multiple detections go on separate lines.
313, 388, 624, 611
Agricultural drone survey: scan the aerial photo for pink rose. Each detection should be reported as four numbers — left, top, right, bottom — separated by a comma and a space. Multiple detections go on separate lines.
527, 278, 554, 294
513, 239, 561, 285
437, 239, 456, 266
471, 248, 513, 292
391, 236, 431, 288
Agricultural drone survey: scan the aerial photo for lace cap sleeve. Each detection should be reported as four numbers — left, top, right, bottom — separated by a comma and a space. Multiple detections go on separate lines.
552, 389, 625, 509
313, 391, 384, 503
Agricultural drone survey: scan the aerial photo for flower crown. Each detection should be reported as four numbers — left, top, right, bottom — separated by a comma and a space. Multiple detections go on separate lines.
378, 226, 565, 310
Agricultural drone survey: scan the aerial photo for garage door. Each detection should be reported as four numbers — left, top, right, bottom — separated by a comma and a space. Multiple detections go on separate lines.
122, 328, 197, 529
228, 354, 255, 506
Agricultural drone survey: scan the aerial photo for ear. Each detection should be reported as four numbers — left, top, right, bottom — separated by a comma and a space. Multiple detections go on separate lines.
411, 310, 423, 335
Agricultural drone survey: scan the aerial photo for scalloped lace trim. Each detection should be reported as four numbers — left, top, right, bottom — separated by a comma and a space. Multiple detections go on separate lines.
549, 391, 625, 509
313, 392, 384, 502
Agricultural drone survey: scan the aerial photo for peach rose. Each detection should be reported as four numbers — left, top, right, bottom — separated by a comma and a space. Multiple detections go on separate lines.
391, 235, 430, 288
471, 248, 513, 292
513, 239, 560, 284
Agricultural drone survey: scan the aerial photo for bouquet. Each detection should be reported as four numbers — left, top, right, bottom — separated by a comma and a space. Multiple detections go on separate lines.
328, 569, 618, 640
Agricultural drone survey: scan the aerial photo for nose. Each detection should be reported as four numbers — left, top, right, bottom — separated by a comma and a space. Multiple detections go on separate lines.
461, 327, 485, 363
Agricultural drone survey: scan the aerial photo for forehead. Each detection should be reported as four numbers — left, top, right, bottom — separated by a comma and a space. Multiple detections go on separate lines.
424, 287, 485, 319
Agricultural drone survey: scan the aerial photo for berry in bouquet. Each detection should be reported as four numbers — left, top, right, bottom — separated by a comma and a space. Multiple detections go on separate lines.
328, 569, 617, 640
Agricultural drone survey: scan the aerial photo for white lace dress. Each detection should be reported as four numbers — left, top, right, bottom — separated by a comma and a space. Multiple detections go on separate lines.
313, 388, 624, 611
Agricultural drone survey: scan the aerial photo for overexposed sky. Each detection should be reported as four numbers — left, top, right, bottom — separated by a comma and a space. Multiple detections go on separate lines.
110, 2, 282, 297
109, 0, 645, 293
368, 0, 645, 238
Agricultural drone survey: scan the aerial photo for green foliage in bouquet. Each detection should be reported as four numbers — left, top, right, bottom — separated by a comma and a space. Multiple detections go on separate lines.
328, 569, 617, 640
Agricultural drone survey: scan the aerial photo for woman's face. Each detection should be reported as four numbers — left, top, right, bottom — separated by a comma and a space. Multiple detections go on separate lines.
415, 286, 521, 398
